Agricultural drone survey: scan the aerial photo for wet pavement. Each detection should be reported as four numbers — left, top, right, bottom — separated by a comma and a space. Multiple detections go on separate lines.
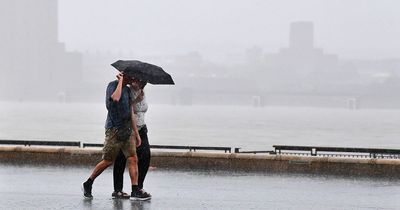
0, 165, 399, 210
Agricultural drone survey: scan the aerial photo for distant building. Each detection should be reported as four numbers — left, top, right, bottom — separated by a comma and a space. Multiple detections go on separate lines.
0, 0, 82, 101
289, 21, 314, 50
264, 21, 339, 90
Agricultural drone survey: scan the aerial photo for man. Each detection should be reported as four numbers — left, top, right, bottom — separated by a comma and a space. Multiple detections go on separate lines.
82, 73, 151, 201
112, 79, 151, 199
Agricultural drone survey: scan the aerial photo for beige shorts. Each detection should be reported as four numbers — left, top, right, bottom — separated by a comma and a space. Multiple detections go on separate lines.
102, 128, 137, 161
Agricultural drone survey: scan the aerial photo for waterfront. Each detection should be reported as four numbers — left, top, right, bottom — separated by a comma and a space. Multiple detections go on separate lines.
0, 102, 399, 150
1, 103, 400, 209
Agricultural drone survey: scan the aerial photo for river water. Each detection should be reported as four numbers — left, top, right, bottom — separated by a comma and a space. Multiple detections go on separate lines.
0, 102, 399, 150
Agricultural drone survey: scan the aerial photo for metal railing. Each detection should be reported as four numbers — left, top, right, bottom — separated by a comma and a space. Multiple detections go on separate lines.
83, 143, 232, 153
0, 139, 80, 147
273, 145, 400, 159
233, 148, 274, 154
81, 143, 103, 148
0, 140, 232, 153
2, 140, 254, 154
1, 140, 400, 159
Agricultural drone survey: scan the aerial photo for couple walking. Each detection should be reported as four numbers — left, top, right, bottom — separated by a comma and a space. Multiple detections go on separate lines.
82, 71, 151, 201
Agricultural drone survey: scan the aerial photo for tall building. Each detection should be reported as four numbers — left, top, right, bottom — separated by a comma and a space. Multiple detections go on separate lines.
265, 21, 338, 89
0, 0, 82, 101
289, 21, 314, 50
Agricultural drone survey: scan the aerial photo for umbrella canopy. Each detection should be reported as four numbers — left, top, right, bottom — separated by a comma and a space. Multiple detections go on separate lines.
111, 60, 174, 85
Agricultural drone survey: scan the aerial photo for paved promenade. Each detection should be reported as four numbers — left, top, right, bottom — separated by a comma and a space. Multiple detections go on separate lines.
0, 165, 399, 210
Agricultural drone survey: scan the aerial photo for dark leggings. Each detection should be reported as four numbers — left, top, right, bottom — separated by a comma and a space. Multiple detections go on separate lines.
113, 125, 151, 191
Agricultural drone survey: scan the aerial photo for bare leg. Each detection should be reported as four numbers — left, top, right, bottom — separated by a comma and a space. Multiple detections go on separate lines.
89, 160, 113, 180
83, 160, 113, 198
127, 154, 151, 200
127, 156, 138, 185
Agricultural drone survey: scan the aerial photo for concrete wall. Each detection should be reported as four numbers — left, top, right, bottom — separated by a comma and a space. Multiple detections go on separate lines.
1, 146, 399, 178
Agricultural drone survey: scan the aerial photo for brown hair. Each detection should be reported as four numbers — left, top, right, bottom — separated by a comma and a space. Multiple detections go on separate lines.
139, 81, 147, 89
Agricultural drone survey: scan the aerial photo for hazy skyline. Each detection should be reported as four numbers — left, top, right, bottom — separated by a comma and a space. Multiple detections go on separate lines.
1, 0, 400, 106
59, 0, 400, 62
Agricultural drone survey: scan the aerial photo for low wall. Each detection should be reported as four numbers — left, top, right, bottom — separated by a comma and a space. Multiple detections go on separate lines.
1, 146, 399, 178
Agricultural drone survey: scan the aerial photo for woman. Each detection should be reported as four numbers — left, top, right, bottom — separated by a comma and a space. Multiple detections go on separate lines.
112, 78, 151, 199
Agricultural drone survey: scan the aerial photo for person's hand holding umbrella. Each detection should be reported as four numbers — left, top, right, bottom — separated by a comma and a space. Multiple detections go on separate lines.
111, 73, 127, 102
116, 73, 123, 81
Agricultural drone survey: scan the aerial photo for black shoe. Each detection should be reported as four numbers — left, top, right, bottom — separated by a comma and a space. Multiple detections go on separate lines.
130, 189, 151, 201
112, 191, 130, 199
82, 182, 93, 199
139, 189, 152, 198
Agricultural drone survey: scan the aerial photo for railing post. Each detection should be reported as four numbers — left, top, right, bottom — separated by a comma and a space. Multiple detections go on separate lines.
311, 148, 317, 156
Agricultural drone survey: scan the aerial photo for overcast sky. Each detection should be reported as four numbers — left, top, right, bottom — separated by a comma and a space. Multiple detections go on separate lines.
58, 0, 400, 61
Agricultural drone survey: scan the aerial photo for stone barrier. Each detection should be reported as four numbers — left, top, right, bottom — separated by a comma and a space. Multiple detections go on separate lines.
1, 146, 399, 178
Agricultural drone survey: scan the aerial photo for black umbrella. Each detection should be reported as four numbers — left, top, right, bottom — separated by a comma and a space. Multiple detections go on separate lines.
111, 60, 174, 85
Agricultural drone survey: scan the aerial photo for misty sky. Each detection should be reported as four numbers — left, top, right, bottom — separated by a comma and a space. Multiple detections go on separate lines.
59, 0, 400, 62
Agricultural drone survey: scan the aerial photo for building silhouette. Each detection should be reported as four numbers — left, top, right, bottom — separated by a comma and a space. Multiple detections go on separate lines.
290, 21, 314, 50
264, 21, 339, 90
0, 0, 82, 101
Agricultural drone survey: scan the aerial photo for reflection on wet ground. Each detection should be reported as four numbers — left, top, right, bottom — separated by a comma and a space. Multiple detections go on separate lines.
0, 165, 399, 210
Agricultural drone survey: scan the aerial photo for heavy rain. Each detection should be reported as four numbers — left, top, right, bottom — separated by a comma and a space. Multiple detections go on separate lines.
1, 0, 400, 209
